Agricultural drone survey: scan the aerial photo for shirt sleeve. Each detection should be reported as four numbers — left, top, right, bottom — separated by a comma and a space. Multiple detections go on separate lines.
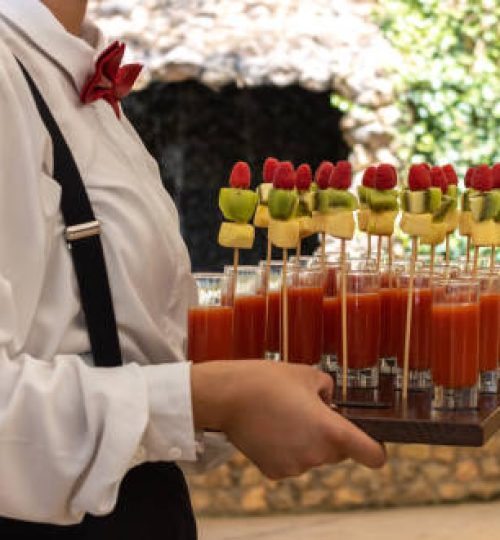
0, 43, 199, 524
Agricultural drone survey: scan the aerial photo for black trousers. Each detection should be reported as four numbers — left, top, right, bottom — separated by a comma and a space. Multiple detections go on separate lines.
0, 463, 197, 540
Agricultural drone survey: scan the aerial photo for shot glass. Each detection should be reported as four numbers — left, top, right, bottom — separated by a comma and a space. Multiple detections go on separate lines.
395, 272, 433, 391
321, 261, 343, 373
477, 272, 500, 393
336, 269, 381, 388
431, 278, 480, 410
259, 260, 283, 361
286, 265, 324, 366
188, 273, 233, 363
224, 265, 266, 360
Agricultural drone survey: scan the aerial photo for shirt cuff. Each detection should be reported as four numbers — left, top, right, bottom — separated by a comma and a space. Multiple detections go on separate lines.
140, 362, 197, 463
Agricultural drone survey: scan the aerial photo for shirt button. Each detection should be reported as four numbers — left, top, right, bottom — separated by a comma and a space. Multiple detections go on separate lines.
168, 447, 183, 461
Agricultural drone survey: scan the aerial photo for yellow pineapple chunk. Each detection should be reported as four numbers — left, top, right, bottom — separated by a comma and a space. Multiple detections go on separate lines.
357, 208, 370, 232
444, 209, 459, 234
297, 216, 315, 239
400, 213, 432, 237
323, 210, 355, 240
471, 220, 498, 247
311, 213, 326, 234
253, 205, 270, 228
367, 210, 398, 236
459, 211, 473, 236
218, 222, 255, 249
269, 219, 300, 249
420, 222, 447, 246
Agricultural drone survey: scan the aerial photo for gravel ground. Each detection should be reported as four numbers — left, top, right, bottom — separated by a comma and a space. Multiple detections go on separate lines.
198, 501, 500, 540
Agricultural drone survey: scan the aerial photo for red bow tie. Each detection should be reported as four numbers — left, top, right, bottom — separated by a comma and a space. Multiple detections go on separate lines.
80, 41, 142, 119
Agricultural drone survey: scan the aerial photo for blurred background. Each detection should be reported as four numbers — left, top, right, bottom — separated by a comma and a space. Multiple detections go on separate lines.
89, 0, 500, 537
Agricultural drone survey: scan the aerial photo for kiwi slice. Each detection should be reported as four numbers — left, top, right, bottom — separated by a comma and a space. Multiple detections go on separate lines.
257, 183, 273, 205
425, 187, 442, 213
470, 195, 485, 222
315, 190, 330, 214
357, 186, 372, 205
482, 191, 500, 221
329, 189, 358, 210
296, 191, 315, 217
404, 190, 427, 214
368, 190, 399, 212
219, 188, 258, 223
446, 185, 458, 199
268, 189, 298, 220
432, 196, 454, 223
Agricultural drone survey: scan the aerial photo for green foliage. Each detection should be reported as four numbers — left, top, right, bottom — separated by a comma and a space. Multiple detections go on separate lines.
373, 0, 500, 178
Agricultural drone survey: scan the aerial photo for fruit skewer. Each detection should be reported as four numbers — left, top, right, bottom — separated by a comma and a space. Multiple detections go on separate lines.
313, 161, 336, 270
442, 164, 460, 267
294, 163, 315, 262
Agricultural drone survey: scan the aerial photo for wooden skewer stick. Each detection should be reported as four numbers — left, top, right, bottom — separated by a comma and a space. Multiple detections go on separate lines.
282, 248, 289, 363
466, 236, 471, 269
490, 246, 496, 272
340, 239, 348, 401
321, 231, 326, 267
473, 246, 479, 276
232, 247, 239, 303
429, 244, 435, 278
387, 235, 393, 288
264, 235, 272, 356
367, 233, 372, 260
445, 234, 451, 266
376, 235, 382, 272
402, 237, 418, 401
296, 239, 302, 262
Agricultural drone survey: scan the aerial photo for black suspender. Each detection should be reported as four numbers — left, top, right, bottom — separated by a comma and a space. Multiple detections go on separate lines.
16, 59, 123, 368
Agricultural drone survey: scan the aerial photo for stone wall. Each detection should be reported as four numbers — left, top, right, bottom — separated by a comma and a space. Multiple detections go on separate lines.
187, 435, 500, 515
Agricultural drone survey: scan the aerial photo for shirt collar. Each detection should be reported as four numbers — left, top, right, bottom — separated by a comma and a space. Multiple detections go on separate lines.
0, 0, 105, 92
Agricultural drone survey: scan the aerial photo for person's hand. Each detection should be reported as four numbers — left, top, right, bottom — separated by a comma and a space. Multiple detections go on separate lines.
191, 360, 386, 479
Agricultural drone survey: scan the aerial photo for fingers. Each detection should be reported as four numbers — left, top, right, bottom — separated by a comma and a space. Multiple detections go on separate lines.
323, 409, 387, 469
315, 370, 334, 405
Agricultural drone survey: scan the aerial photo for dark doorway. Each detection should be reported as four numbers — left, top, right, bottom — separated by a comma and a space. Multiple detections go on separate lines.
124, 82, 350, 271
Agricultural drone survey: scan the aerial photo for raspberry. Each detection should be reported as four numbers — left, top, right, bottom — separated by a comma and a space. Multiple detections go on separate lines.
442, 164, 458, 186
362, 166, 377, 188
408, 164, 431, 191
375, 163, 397, 190
229, 161, 251, 189
492, 163, 500, 189
430, 166, 448, 194
472, 164, 493, 192
273, 161, 296, 190
464, 167, 476, 189
420, 163, 431, 171
315, 161, 335, 190
330, 160, 352, 190
295, 163, 312, 191
263, 157, 280, 183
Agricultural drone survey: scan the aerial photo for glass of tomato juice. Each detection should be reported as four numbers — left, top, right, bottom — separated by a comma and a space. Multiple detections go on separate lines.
321, 261, 344, 374
259, 260, 283, 361
224, 265, 266, 360
431, 278, 480, 410
336, 268, 381, 389
187, 273, 233, 363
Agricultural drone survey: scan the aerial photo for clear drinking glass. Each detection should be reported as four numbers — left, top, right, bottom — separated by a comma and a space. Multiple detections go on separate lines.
336, 269, 381, 388
259, 260, 283, 361
321, 261, 343, 373
395, 272, 434, 390
188, 273, 233, 363
431, 278, 480, 410
224, 265, 266, 360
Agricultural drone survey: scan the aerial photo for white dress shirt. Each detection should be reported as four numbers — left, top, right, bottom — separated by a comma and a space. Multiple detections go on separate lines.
0, 0, 231, 526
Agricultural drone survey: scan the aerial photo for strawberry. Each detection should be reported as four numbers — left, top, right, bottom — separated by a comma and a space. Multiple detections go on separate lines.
375, 163, 397, 190
442, 164, 458, 186
362, 166, 377, 188
430, 166, 448, 194
464, 167, 476, 189
492, 163, 500, 189
315, 161, 335, 190
263, 157, 280, 183
408, 164, 431, 191
295, 163, 312, 191
472, 164, 493, 192
330, 160, 352, 190
273, 161, 296, 190
229, 161, 251, 189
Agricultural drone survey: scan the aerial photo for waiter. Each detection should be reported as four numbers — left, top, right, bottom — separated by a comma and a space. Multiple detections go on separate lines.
0, 1, 385, 538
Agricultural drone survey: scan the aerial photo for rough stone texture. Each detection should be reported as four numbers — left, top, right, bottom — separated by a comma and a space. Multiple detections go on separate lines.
186, 433, 500, 515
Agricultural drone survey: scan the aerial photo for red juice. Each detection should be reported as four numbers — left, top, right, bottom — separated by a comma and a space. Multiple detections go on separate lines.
232, 294, 266, 359
188, 306, 233, 363
323, 296, 340, 356
324, 266, 338, 297
265, 290, 281, 353
395, 288, 433, 370
379, 287, 401, 359
480, 292, 500, 372
431, 303, 480, 388
288, 286, 324, 365
338, 292, 381, 369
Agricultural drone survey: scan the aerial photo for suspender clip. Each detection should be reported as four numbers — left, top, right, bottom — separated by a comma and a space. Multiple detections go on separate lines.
65, 220, 101, 242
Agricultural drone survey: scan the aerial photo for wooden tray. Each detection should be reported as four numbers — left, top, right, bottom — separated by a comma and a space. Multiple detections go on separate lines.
333, 375, 500, 447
